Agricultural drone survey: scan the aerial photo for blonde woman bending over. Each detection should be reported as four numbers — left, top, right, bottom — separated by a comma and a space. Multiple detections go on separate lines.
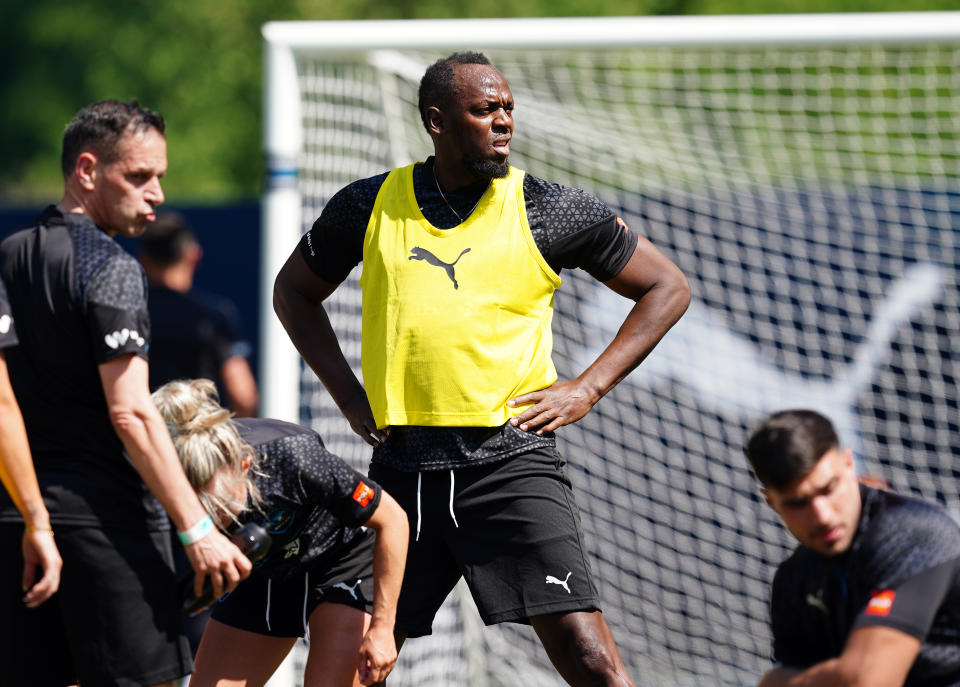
153, 379, 408, 687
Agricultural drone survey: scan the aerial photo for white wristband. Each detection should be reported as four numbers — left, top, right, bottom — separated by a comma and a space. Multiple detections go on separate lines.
177, 515, 214, 545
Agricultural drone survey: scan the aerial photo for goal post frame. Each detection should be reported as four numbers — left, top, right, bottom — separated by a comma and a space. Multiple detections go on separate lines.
259, 11, 960, 422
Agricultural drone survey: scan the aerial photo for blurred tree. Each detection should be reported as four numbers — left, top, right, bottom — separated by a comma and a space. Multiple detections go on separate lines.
0, 0, 952, 204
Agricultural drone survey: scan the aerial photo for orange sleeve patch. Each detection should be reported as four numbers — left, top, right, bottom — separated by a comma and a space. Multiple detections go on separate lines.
865, 589, 896, 617
352, 481, 375, 508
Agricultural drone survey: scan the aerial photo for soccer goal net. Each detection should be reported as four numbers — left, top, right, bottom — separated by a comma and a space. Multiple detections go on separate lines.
260, 13, 960, 686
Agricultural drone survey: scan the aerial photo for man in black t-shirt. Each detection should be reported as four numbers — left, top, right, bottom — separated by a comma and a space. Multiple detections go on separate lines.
0, 100, 250, 686
275, 52, 691, 686
139, 212, 258, 417
744, 409, 960, 687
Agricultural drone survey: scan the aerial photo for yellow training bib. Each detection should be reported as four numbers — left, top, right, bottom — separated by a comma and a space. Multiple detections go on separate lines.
359, 163, 561, 427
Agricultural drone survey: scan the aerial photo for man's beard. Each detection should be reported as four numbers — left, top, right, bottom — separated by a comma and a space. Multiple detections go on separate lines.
463, 155, 509, 179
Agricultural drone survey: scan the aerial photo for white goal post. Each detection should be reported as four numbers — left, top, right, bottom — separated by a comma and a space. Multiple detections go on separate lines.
260, 13, 960, 686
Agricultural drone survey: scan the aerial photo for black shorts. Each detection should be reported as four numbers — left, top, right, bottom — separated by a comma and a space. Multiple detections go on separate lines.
211, 530, 376, 638
0, 523, 191, 687
369, 446, 599, 638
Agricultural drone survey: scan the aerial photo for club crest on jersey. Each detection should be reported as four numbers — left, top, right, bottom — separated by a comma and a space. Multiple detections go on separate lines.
352, 482, 375, 507
0, 314, 11, 334
104, 328, 145, 350
264, 508, 294, 534
866, 589, 896, 616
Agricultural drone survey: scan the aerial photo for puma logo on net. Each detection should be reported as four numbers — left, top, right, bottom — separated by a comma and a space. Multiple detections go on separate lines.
333, 578, 363, 600
104, 328, 145, 350
408, 246, 471, 289
0, 314, 11, 335
545, 571, 572, 594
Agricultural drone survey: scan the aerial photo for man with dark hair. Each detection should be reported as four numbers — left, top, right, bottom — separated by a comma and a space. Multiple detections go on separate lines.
274, 52, 691, 685
139, 212, 259, 417
0, 99, 251, 687
745, 409, 960, 687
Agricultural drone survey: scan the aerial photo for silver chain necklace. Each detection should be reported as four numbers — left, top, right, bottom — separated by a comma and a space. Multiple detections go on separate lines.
433, 167, 482, 224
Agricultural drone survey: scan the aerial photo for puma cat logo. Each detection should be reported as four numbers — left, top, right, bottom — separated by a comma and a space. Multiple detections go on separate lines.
408, 247, 471, 289
333, 578, 363, 600
545, 572, 572, 594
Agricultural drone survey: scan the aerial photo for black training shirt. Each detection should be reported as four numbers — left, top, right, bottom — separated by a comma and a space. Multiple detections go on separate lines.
298, 159, 639, 471
0, 207, 165, 530
234, 418, 382, 580
770, 485, 960, 685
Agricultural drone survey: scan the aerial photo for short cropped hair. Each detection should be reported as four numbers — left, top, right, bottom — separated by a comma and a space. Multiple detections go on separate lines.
418, 52, 492, 131
140, 212, 196, 268
61, 99, 165, 179
744, 409, 840, 490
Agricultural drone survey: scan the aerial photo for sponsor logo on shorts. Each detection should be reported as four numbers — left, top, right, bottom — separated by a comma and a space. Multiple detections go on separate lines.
0, 314, 11, 334
104, 328, 145, 349
333, 578, 363, 600
866, 589, 895, 616
545, 571, 572, 594
353, 481, 375, 507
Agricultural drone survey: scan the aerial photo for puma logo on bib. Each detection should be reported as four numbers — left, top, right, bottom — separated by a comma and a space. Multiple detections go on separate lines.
409, 246, 471, 289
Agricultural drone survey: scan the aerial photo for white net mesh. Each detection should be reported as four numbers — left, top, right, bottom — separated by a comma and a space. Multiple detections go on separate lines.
270, 37, 960, 686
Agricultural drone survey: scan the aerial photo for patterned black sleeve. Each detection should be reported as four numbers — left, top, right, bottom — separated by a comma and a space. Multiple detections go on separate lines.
293, 433, 383, 527
851, 494, 960, 638
0, 275, 17, 350
299, 173, 389, 283
852, 557, 960, 640
523, 174, 638, 281
83, 253, 150, 363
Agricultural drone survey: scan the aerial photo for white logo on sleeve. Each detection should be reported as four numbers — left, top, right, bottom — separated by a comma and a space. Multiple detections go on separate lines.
333, 578, 363, 600
0, 314, 11, 334
104, 328, 145, 349
545, 572, 572, 594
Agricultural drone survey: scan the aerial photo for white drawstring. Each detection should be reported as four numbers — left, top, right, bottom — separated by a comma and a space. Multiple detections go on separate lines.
265, 578, 273, 632
416, 472, 422, 542
302, 571, 310, 639
448, 469, 459, 528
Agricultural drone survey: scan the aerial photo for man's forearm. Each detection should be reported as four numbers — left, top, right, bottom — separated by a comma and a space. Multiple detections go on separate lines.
110, 402, 208, 531
578, 273, 690, 401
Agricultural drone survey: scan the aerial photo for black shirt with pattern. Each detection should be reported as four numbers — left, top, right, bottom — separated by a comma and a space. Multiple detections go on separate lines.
299, 158, 639, 472
770, 485, 960, 686
0, 206, 165, 530
233, 418, 382, 581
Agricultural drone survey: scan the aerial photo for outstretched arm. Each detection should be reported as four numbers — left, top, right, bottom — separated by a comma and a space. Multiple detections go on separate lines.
356, 491, 408, 685
758, 625, 921, 687
509, 235, 690, 434
274, 247, 387, 446
0, 351, 62, 607
99, 353, 251, 598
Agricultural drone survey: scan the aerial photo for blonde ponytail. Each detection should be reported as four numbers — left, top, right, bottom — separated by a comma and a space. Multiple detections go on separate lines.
153, 379, 261, 525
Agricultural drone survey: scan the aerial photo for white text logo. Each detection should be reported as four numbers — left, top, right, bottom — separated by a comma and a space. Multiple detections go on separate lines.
104, 328, 145, 350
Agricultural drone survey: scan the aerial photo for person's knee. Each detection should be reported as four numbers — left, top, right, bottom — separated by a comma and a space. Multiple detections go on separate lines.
537, 612, 632, 686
